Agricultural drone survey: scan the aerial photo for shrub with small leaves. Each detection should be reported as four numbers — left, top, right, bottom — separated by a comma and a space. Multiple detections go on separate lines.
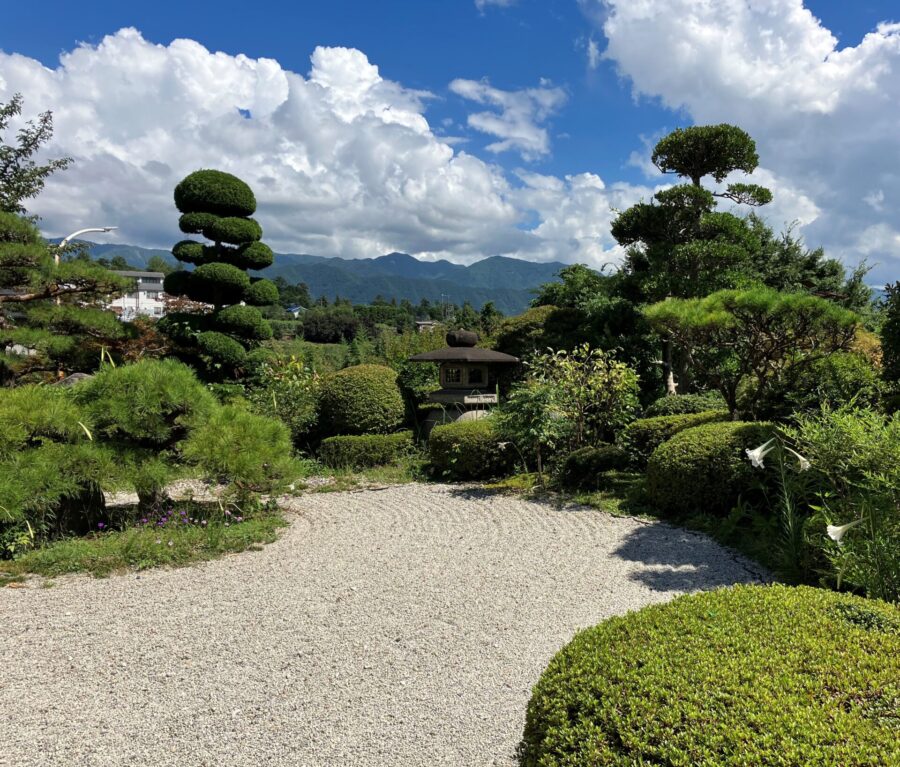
520, 584, 900, 767
319, 431, 414, 470
317, 364, 404, 437
643, 391, 726, 417
617, 410, 729, 468
428, 418, 514, 480
646, 419, 775, 515
557, 444, 629, 491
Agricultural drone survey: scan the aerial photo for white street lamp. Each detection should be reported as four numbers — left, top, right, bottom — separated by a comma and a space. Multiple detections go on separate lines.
55, 226, 118, 265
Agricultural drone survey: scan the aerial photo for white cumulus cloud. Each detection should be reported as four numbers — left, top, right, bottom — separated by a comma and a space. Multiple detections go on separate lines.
0, 28, 647, 268
590, 0, 900, 284
449, 78, 567, 160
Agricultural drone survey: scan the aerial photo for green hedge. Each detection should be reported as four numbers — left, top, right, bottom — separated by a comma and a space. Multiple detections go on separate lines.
214, 305, 272, 341
617, 410, 729, 468
646, 420, 775, 516
428, 418, 514, 480
520, 584, 900, 767
643, 391, 726, 417
196, 331, 248, 368
557, 444, 629, 491
200, 216, 262, 245
319, 431, 414, 470
189, 262, 251, 306
174, 169, 256, 217
317, 364, 405, 437
244, 278, 279, 307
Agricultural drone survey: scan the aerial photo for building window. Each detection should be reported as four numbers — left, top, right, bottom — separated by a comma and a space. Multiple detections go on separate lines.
444, 367, 462, 385
467, 367, 484, 386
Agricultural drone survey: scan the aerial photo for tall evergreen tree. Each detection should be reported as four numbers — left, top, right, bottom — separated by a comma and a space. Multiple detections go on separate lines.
160, 170, 279, 376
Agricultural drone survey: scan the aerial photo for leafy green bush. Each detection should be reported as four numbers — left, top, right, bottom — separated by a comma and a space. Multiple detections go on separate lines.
200, 216, 262, 245
557, 444, 629, 491
246, 354, 319, 447
747, 352, 881, 420
0, 385, 89, 459
317, 364, 404, 437
782, 407, 900, 602
244, 278, 279, 307
428, 418, 514, 480
520, 584, 900, 767
646, 420, 775, 515
214, 305, 273, 341
227, 241, 274, 270
617, 410, 729, 468
319, 431, 414, 470
189, 262, 251, 305
643, 391, 726, 417
196, 331, 248, 368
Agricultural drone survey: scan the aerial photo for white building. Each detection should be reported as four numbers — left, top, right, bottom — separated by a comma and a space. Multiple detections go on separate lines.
109, 271, 167, 320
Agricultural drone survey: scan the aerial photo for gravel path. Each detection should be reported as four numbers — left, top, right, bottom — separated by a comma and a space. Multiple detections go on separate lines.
0, 484, 767, 767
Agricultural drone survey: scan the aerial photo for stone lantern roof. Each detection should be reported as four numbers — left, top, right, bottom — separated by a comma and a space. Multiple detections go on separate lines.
407, 330, 519, 364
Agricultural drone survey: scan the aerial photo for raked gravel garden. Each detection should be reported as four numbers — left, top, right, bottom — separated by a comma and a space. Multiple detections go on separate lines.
0, 483, 766, 767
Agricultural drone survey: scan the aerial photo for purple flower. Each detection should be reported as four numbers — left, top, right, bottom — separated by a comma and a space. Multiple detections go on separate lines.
97, 522, 106, 530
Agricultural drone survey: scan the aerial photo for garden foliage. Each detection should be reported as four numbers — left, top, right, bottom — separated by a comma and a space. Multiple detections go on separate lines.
616, 410, 729, 469
428, 418, 514, 481
317, 364, 405, 437
520, 585, 900, 767
556, 444, 629, 492
319, 431, 414, 470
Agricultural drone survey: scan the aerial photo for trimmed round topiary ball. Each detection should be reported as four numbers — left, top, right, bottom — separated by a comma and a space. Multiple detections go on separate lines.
646, 419, 774, 515
189, 262, 251, 306
318, 364, 404, 436
244, 278, 279, 306
196, 330, 248, 368
520, 584, 900, 767
225, 241, 274, 271
162, 269, 194, 298
171, 240, 207, 265
174, 169, 256, 217
213, 304, 273, 341
199, 216, 262, 245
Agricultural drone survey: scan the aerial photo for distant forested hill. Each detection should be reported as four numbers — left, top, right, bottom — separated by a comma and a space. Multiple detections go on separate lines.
79, 243, 566, 314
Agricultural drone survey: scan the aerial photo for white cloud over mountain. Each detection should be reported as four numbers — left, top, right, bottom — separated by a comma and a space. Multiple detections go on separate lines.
449, 78, 567, 160
0, 28, 639, 267
592, 0, 900, 283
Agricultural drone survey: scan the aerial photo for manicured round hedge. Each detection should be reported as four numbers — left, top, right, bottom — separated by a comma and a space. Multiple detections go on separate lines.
617, 410, 729, 469
319, 431, 414, 470
178, 212, 218, 235
520, 585, 900, 767
196, 331, 247, 368
226, 241, 274, 270
213, 305, 272, 341
317, 364, 405, 436
174, 169, 256, 217
644, 391, 726, 417
171, 240, 207, 265
646, 420, 774, 515
244, 278, 279, 306
189, 262, 251, 306
557, 444, 629, 491
428, 417, 514, 480
162, 270, 193, 298
200, 216, 262, 245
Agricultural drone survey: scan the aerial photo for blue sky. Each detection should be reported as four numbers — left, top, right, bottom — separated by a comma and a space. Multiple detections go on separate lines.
1, 1, 898, 282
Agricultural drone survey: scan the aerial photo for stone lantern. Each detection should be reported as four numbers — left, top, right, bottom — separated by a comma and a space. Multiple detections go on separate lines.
408, 330, 519, 431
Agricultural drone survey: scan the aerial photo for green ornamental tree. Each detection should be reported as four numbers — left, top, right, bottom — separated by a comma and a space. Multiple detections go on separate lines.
881, 282, 900, 386
644, 288, 859, 418
161, 170, 278, 374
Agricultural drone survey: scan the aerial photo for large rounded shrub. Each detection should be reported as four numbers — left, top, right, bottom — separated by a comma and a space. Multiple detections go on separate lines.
174, 169, 256, 217
520, 585, 900, 767
244, 278, 279, 306
428, 417, 514, 480
189, 262, 251, 306
214, 305, 273, 341
617, 410, 729, 468
317, 364, 405, 436
646, 419, 774, 515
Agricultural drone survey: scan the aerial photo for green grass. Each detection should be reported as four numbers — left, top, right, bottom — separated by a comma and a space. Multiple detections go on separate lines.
305, 454, 426, 493
0, 512, 287, 579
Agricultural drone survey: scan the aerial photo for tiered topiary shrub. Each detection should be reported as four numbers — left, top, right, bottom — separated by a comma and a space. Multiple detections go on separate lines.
557, 444, 629, 491
160, 169, 277, 375
319, 431, 414, 470
520, 584, 900, 767
617, 410, 729, 469
646, 419, 775, 516
317, 364, 405, 437
428, 418, 514, 480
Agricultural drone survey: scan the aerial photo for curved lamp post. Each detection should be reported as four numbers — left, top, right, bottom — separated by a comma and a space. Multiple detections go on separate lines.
55, 226, 118, 265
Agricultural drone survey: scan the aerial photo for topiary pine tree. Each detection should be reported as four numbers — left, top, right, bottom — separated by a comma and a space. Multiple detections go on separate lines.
160, 169, 278, 375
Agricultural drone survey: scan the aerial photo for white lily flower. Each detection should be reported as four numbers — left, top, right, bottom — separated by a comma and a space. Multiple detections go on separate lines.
827, 519, 863, 544
746, 438, 776, 469
784, 447, 811, 472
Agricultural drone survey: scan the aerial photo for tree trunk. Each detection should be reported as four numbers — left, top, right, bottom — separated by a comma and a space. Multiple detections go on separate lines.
663, 338, 678, 395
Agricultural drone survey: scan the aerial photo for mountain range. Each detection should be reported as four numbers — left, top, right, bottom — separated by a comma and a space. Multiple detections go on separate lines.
81, 242, 566, 314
